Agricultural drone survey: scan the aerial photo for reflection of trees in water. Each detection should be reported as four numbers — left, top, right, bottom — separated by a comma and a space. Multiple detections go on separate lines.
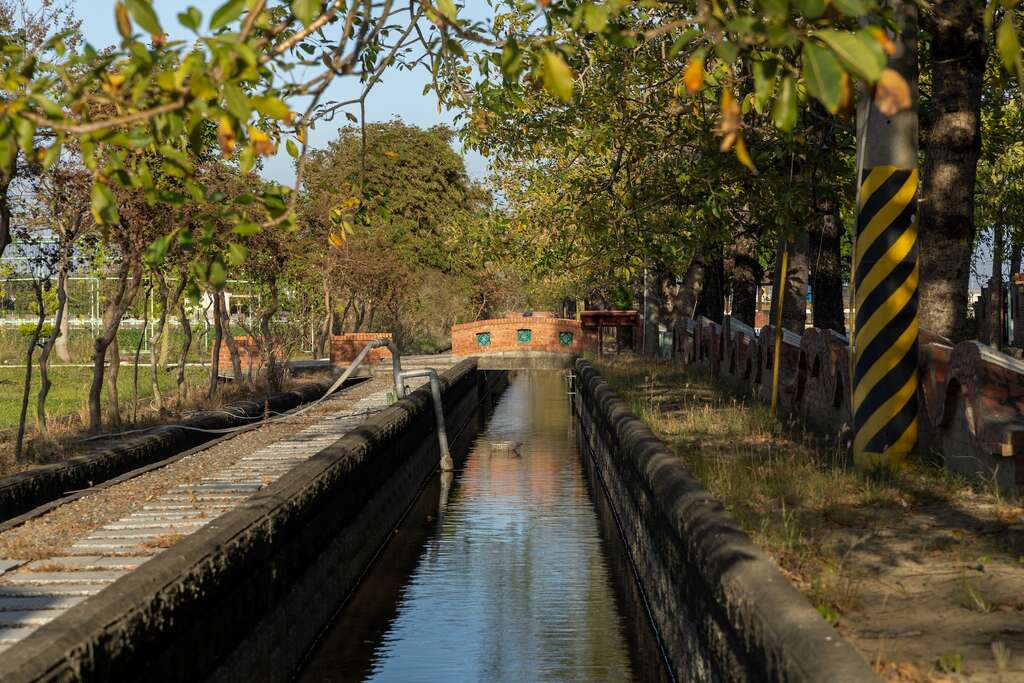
410, 368, 634, 681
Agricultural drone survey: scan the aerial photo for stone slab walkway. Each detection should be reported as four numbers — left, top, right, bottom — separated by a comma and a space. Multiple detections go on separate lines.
0, 382, 410, 652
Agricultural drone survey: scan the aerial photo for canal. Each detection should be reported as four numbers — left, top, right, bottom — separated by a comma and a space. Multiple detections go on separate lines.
297, 370, 663, 682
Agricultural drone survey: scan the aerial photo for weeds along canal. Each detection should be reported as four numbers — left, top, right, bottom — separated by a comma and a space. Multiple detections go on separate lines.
296, 370, 666, 683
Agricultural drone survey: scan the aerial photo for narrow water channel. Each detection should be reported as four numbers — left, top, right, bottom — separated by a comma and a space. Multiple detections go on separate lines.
297, 371, 657, 682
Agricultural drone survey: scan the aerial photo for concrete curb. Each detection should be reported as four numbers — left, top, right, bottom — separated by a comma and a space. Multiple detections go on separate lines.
0, 359, 504, 682
0, 379, 356, 522
573, 359, 877, 682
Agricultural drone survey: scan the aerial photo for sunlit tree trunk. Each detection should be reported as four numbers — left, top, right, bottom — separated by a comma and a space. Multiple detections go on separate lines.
177, 292, 192, 404
16, 282, 44, 462
89, 261, 142, 432
219, 291, 244, 385
38, 262, 69, 440
919, 0, 986, 341
769, 229, 809, 334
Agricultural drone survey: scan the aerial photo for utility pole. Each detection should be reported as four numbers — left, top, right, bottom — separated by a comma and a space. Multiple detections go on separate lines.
851, 1, 919, 469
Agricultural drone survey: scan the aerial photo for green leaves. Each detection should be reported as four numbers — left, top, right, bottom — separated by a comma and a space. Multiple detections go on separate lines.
792, 0, 825, 20
802, 42, 842, 113
145, 232, 174, 264
292, 0, 321, 26
252, 95, 290, 120
542, 50, 573, 103
581, 3, 609, 32
829, 0, 869, 17
436, 0, 457, 22
226, 242, 248, 266
177, 7, 203, 32
91, 182, 120, 226
223, 84, 251, 121
502, 40, 524, 79
815, 29, 885, 83
772, 75, 797, 131
125, 0, 163, 36
232, 222, 262, 236
210, 0, 246, 30
753, 60, 777, 113
997, 16, 1022, 79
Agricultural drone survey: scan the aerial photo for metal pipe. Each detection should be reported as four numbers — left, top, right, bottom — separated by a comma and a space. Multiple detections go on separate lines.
398, 368, 452, 471
322, 338, 403, 402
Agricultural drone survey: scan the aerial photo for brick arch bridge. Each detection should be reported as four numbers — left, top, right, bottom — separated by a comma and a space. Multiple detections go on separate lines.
451, 312, 639, 369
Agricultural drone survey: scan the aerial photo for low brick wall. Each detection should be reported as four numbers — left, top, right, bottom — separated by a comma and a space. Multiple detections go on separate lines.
215, 336, 283, 378
573, 359, 875, 682
679, 317, 1024, 494
0, 360, 507, 682
329, 332, 393, 365
452, 316, 595, 356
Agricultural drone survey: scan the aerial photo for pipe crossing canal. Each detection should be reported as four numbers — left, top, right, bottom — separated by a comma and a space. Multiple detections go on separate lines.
0, 367, 669, 682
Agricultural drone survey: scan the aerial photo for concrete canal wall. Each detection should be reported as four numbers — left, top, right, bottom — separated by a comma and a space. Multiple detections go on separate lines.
0, 360, 507, 683
573, 359, 876, 682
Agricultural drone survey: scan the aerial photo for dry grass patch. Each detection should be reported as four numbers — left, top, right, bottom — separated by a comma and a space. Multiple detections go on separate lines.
596, 356, 1024, 682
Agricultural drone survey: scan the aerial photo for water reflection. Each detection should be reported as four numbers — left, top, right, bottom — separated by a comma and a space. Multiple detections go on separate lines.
298, 372, 639, 682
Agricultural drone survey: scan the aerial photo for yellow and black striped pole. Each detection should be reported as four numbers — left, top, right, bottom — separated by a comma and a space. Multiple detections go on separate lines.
852, 1, 919, 469
852, 167, 919, 468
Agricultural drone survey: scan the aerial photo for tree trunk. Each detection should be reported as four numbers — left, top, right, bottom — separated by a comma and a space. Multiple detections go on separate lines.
177, 291, 192, 404
38, 265, 69, 440
695, 249, 726, 324
55, 293, 71, 362
769, 229, 809, 334
132, 286, 150, 423
919, 0, 985, 341
89, 261, 142, 432
219, 291, 244, 384
643, 266, 669, 355
992, 224, 1005, 349
727, 233, 762, 327
353, 302, 365, 332
809, 191, 846, 334
338, 295, 353, 333
105, 331, 122, 429
149, 272, 171, 413
315, 275, 333, 358
259, 277, 282, 392
0, 175, 13, 261
208, 292, 223, 399
16, 282, 45, 462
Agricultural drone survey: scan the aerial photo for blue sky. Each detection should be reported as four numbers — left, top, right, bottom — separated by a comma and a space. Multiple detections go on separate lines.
69, 0, 489, 183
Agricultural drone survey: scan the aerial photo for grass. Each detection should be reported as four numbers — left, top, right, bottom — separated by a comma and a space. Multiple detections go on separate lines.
0, 365, 208, 430
595, 356, 1024, 680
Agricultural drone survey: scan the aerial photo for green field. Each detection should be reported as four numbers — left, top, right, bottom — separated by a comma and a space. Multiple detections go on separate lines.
0, 365, 209, 430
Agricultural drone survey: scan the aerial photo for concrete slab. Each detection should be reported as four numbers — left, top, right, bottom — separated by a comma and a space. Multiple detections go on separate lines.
0, 610, 58, 627
0, 627, 37, 644
5, 571, 127, 585
0, 595, 86, 611
0, 584, 103, 597
23, 557, 146, 572
0, 560, 25, 577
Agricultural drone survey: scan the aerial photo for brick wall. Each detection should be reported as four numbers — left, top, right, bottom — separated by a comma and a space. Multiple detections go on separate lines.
215, 337, 281, 377
329, 332, 393, 366
451, 316, 596, 356
679, 317, 1024, 495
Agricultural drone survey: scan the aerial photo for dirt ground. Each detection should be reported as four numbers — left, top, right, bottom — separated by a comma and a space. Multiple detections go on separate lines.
597, 357, 1024, 682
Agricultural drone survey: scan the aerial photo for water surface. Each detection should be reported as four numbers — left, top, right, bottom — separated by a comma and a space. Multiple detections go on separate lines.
298, 371, 643, 682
